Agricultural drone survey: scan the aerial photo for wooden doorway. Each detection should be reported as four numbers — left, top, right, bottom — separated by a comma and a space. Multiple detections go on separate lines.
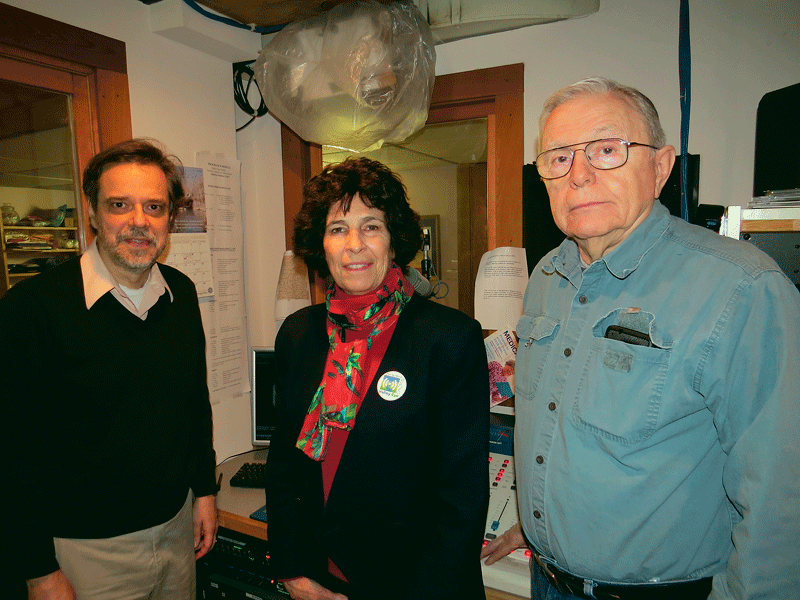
457, 161, 488, 318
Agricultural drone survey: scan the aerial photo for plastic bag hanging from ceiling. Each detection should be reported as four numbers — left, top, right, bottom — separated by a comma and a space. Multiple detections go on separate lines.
252, 0, 436, 153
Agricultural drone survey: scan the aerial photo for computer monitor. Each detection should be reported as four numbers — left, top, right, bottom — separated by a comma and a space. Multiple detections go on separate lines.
251, 346, 278, 447
753, 82, 800, 197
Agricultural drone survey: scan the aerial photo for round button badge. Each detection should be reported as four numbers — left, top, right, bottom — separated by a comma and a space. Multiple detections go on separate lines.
376, 371, 407, 401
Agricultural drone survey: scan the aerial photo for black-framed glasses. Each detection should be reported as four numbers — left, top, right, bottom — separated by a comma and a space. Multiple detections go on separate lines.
535, 138, 658, 180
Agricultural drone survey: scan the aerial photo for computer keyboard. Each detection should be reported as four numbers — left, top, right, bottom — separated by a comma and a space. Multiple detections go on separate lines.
229, 462, 268, 488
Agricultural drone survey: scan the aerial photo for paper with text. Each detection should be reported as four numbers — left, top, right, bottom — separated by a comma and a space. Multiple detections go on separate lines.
474, 247, 528, 331
196, 153, 248, 405
485, 327, 518, 406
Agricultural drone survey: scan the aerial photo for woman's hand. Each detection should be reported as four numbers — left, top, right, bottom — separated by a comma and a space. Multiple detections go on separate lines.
480, 522, 528, 566
284, 576, 348, 600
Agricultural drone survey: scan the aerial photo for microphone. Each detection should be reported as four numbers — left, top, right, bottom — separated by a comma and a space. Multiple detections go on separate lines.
405, 266, 433, 297
421, 228, 432, 278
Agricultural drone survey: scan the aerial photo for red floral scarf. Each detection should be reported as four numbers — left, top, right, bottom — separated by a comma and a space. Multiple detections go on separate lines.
296, 264, 415, 460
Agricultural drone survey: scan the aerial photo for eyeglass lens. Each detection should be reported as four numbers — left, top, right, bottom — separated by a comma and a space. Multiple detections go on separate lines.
537, 139, 628, 179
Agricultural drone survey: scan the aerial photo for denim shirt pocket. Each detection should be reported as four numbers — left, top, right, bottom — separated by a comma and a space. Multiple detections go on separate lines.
516, 314, 560, 401
571, 308, 673, 445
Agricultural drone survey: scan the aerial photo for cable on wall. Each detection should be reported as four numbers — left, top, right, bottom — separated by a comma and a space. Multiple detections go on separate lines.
182, 0, 286, 34
233, 61, 268, 131
679, 0, 691, 222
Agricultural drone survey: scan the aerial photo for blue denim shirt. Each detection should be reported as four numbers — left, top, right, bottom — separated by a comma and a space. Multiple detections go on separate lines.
515, 202, 800, 599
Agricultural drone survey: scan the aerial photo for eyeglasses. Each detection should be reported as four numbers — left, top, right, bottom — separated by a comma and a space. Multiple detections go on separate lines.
535, 138, 658, 180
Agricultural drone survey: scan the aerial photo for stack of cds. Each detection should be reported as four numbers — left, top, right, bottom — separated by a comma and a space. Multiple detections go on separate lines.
749, 188, 800, 208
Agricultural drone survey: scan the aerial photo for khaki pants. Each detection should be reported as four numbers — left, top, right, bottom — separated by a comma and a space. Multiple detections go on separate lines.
54, 491, 195, 600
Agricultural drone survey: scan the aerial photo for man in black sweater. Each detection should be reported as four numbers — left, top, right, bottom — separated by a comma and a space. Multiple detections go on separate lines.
0, 139, 217, 599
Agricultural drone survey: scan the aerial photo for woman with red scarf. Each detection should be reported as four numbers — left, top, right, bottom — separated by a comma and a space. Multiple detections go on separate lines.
265, 157, 490, 600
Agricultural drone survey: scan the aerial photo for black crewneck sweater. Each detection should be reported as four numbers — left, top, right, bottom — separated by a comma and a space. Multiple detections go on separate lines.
1, 257, 216, 579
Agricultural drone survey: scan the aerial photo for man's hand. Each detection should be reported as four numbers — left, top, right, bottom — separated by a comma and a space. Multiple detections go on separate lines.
27, 570, 76, 600
480, 522, 528, 566
193, 494, 218, 559
284, 576, 348, 600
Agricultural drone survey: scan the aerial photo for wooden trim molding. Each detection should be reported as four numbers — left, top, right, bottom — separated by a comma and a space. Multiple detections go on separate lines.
427, 63, 525, 249
281, 123, 326, 301
0, 1, 127, 73
0, 3, 132, 149
281, 123, 320, 250
741, 219, 800, 233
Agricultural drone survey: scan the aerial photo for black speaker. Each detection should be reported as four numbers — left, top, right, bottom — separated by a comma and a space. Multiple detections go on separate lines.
522, 164, 564, 275
659, 153, 700, 222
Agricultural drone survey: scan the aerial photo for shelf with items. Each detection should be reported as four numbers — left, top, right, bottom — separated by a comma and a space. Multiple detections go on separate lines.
721, 205, 800, 236
0, 222, 81, 296
3, 225, 80, 250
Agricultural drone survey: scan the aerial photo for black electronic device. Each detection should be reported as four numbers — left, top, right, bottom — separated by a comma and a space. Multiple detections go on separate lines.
229, 461, 268, 488
251, 347, 278, 447
481, 416, 531, 596
740, 231, 800, 289
604, 325, 653, 347
753, 82, 800, 198
197, 526, 288, 600
522, 164, 565, 275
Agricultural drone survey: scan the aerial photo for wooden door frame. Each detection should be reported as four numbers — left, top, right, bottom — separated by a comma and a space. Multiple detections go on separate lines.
281, 63, 524, 303
425, 63, 524, 251
0, 2, 133, 245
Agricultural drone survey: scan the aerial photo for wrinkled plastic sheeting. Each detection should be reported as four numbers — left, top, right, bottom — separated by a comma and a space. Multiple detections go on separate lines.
253, 0, 436, 153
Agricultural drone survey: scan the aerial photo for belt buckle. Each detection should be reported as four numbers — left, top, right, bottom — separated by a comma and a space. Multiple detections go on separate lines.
534, 553, 592, 598
534, 553, 562, 591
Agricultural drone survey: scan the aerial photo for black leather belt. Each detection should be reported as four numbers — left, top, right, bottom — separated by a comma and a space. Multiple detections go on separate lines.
533, 553, 713, 600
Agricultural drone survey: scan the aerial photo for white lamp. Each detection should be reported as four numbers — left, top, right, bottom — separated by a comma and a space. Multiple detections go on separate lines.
275, 250, 312, 331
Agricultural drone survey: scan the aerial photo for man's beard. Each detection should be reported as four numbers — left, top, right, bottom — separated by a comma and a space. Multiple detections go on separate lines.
98, 226, 167, 275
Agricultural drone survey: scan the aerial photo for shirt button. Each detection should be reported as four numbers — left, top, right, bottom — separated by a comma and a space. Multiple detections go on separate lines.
533, 510, 542, 519
548, 402, 557, 411
536, 455, 544, 464
564, 348, 572, 357
579, 295, 588, 304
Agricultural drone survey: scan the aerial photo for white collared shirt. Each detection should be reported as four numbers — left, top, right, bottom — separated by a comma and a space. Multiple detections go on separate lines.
80, 239, 173, 319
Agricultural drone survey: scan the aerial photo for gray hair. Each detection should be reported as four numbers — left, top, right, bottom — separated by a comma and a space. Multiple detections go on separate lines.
538, 77, 667, 152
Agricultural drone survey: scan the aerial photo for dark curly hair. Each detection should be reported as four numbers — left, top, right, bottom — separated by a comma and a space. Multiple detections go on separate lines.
293, 157, 423, 278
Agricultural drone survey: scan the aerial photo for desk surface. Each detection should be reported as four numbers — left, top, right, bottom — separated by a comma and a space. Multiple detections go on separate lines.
216, 449, 269, 540
215, 448, 527, 600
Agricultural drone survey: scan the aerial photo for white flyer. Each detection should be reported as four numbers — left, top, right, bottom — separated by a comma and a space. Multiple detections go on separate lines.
474, 247, 528, 331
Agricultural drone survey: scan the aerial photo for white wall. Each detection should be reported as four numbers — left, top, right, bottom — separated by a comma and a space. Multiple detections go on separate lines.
236, 111, 286, 350
7, 0, 263, 462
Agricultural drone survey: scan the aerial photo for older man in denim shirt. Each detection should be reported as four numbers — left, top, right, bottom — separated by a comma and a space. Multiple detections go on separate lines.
481, 78, 800, 600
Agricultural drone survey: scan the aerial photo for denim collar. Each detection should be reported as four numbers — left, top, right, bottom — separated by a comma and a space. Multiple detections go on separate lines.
549, 201, 672, 281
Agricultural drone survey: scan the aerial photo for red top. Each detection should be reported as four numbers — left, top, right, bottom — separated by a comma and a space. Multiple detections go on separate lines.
321, 308, 399, 583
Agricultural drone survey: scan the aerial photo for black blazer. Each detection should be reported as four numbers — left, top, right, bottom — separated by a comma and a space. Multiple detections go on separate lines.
266, 295, 490, 600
